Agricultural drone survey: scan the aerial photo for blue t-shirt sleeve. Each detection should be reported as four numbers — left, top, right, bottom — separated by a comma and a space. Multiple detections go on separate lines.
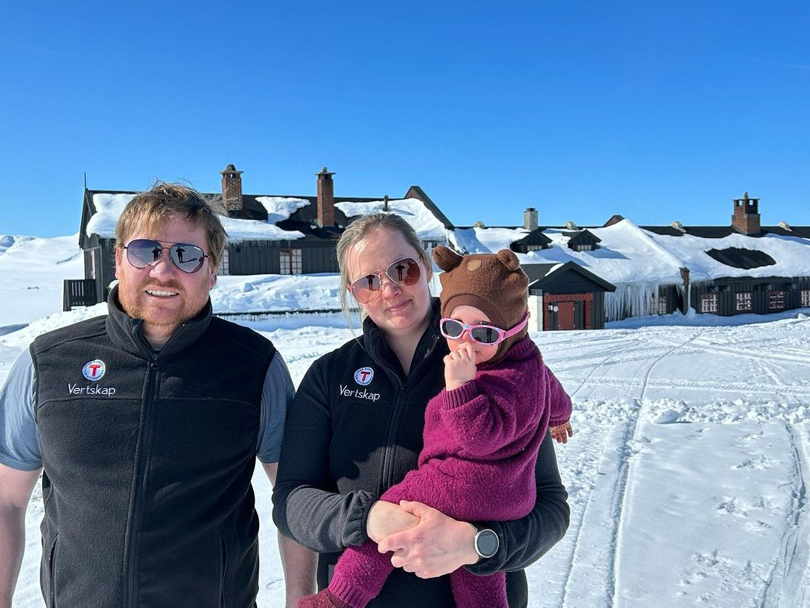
0, 348, 42, 471
256, 353, 295, 464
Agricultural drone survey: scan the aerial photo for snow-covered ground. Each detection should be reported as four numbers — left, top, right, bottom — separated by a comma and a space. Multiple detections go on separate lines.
3, 235, 810, 607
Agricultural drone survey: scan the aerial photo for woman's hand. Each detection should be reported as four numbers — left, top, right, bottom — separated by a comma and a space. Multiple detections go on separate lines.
444, 343, 477, 391
550, 421, 573, 444
366, 500, 420, 543
376, 501, 480, 578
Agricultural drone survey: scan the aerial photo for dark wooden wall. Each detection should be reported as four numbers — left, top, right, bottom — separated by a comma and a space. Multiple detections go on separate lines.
689, 277, 810, 316
228, 240, 339, 275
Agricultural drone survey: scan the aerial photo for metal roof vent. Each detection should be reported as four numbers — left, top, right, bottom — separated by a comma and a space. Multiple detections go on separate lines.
671, 221, 686, 232
473, 220, 486, 228
778, 221, 792, 231
565, 220, 578, 230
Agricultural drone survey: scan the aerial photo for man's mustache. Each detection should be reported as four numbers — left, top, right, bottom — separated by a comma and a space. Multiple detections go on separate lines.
143, 282, 183, 292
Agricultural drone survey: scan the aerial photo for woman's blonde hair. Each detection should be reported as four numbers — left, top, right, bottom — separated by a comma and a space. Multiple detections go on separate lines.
336, 213, 432, 324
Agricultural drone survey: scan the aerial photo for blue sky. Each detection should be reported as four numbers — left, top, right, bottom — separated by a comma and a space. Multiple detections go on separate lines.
1, 1, 808, 237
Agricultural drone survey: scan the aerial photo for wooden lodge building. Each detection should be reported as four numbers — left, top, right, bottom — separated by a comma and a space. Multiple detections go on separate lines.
67, 165, 453, 309
66, 169, 810, 329
456, 195, 810, 330
630, 194, 810, 319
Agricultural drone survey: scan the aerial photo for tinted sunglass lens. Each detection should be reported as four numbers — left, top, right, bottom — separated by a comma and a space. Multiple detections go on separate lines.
170, 244, 205, 273
470, 326, 500, 344
386, 258, 420, 286
440, 319, 465, 338
126, 239, 162, 268
351, 274, 381, 303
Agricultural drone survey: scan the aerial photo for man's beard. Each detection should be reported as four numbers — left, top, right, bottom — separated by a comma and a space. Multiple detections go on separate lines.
118, 279, 208, 334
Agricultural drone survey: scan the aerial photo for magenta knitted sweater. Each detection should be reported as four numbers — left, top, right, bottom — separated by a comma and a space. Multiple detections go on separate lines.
412, 335, 572, 519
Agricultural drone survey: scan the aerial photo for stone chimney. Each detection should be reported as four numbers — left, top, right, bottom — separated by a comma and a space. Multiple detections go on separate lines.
731, 192, 760, 235
316, 167, 336, 227
220, 164, 244, 214
524, 208, 538, 231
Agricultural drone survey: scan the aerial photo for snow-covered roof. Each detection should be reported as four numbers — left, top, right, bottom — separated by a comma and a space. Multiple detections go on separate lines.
256, 197, 311, 223
87, 193, 305, 242
453, 219, 810, 286
86, 193, 135, 239
647, 230, 810, 281
335, 198, 447, 241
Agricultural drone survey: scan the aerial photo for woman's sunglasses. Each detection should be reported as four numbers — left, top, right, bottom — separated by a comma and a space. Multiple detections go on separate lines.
349, 257, 421, 304
439, 311, 531, 345
123, 239, 211, 274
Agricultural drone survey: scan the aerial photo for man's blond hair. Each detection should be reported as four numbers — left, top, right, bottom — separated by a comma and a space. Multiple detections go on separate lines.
115, 182, 228, 267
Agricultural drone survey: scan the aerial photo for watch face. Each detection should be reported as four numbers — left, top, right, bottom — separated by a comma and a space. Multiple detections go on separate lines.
476, 530, 499, 558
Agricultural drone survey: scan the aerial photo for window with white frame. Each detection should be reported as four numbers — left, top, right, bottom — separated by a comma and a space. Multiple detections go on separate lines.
576, 244, 593, 252
526, 244, 546, 251
218, 249, 230, 276
657, 295, 668, 315
735, 292, 752, 312
280, 249, 303, 275
769, 290, 785, 310
701, 293, 718, 313
802, 289, 810, 308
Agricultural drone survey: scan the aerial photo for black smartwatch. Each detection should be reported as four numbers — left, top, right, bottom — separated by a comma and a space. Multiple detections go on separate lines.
473, 528, 499, 559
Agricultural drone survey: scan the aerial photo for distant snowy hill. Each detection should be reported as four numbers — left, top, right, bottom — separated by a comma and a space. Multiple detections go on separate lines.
0, 234, 83, 327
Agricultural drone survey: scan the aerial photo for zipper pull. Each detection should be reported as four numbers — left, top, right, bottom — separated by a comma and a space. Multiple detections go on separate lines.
150, 355, 159, 370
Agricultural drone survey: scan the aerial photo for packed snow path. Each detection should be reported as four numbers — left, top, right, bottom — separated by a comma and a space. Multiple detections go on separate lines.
3, 312, 810, 607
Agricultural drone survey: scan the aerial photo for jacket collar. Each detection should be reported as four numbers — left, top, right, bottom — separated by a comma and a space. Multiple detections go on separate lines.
105, 285, 213, 359
361, 298, 445, 377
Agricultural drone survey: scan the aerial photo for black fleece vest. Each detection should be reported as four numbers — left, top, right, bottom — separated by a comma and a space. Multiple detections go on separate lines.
30, 293, 276, 608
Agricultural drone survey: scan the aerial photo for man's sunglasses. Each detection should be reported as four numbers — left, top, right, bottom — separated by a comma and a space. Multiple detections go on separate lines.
349, 257, 421, 304
439, 311, 531, 345
122, 239, 210, 274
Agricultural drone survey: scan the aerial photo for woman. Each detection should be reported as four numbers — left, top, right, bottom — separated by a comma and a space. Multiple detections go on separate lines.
272, 214, 570, 607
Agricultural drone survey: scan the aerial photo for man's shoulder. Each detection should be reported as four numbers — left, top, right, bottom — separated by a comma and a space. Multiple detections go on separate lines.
31, 315, 109, 354
207, 316, 276, 358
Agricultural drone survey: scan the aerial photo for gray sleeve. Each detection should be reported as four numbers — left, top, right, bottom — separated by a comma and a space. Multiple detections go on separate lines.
272, 354, 375, 553
256, 353, 295, 464
0, 348, 41, 471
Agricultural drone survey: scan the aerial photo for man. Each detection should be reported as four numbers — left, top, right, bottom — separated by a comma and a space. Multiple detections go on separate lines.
0, 183, 315, 607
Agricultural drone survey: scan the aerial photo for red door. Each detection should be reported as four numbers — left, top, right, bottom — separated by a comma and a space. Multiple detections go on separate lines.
557, 302, 575, 330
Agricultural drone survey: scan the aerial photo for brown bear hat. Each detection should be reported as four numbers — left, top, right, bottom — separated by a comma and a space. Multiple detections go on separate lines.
433, 245, 529, 364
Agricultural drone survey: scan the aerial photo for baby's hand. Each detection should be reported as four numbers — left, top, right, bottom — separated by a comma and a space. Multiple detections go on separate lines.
550, 421, 573, 444
444, 343, 477, 390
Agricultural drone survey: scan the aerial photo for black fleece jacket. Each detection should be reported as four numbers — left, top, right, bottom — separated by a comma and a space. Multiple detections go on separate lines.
273, 299, 570, 607
31, 289, 276, 608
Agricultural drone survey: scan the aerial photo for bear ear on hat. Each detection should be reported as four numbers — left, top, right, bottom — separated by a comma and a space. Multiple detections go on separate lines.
433, 246, 464, 272
497, 249, 521, 271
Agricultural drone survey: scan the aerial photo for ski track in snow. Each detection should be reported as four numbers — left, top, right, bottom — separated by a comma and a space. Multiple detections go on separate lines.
609, 412, 644, 608
759, 422, 810, 608
565, 337, 641, 401
638, 329, 705, 402
560, 375, 810, 397
559, 411, 643, 608
657, 337, 810, 366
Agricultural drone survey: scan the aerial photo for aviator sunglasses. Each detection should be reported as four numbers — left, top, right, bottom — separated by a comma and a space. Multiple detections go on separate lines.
349, 257, 422, 304
123, 239, 211, 274
439, 311, 531, 346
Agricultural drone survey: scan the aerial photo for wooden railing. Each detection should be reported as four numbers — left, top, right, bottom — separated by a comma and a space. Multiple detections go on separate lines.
63, 279, 98, 311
